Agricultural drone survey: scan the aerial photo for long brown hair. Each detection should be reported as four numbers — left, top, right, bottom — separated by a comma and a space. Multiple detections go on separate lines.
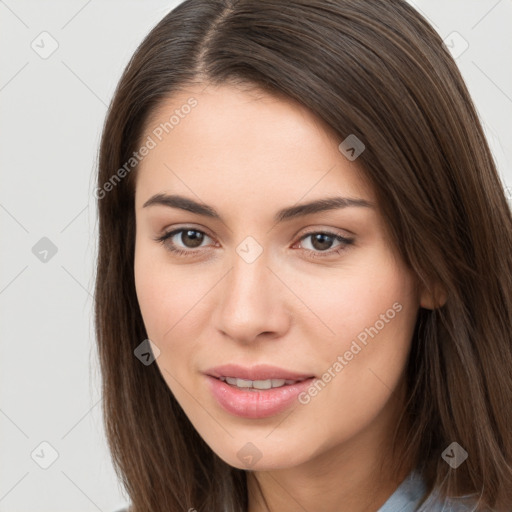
95, 1, 512, 510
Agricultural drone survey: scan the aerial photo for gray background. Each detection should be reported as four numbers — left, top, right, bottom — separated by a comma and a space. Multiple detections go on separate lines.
0, 1, 511, 511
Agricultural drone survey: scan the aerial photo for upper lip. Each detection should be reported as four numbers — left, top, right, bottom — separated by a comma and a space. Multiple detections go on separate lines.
205, 364, 314, 381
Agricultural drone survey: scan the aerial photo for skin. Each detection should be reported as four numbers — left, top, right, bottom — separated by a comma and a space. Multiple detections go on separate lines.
133, 82, 439, 512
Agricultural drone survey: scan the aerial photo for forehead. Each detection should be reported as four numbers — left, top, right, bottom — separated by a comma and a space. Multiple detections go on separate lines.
134, 83, 375, 213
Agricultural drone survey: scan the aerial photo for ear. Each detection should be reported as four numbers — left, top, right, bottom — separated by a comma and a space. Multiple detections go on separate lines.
419, 281, 448, 309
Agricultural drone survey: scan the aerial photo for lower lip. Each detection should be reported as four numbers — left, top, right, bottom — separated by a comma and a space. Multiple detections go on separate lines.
206, 375, 315, 419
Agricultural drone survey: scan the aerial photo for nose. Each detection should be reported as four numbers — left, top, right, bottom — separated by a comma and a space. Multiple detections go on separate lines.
212, 246, 291, 344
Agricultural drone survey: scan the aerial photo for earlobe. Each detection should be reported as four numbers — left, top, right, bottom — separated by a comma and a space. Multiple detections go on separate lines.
419, 282, 448, 309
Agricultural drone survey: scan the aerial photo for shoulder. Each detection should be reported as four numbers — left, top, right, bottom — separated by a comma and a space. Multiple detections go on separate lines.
378, 469, 489, 512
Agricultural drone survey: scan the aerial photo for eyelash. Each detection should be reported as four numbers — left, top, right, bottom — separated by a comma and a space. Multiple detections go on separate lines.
154, 228, 354, 260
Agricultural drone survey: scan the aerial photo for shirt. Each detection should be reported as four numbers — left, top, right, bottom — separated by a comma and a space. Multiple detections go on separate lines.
377, 469, 427, 511
378, 469, 481, 511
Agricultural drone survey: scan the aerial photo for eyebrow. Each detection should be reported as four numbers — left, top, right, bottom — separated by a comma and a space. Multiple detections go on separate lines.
142, 193, 374, 223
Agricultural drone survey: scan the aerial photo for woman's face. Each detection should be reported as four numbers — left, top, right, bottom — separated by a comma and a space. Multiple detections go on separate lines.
133, 83, 421, 471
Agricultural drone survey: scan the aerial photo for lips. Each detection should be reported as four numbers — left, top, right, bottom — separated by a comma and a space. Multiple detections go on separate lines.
204, 364, 316, 418
206, 375, 316, 418
205, 363, 314, 382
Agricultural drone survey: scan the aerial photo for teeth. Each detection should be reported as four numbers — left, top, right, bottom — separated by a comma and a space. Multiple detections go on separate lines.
220, 377, 299, 389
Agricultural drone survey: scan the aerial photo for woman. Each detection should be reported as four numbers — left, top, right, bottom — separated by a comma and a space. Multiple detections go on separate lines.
95, 1, 512, 510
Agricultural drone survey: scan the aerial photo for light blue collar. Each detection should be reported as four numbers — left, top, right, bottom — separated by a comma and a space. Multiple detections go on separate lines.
377, 470, 427, 512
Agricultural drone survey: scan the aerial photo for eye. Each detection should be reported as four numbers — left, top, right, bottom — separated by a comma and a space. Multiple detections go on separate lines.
296, 231, 354, 259
154, 228, 214, 257
154, 227, 354, 259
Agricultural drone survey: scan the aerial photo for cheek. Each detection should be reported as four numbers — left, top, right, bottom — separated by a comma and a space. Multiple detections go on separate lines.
134, 243, 163, 338
297, 254, 419, 426
134, 252, 201, 404
299, 251, 418, 359
134, 240, 180, 342
134, 240, 215, 357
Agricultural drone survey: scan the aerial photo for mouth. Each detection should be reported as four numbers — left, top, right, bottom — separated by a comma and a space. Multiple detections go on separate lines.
206, 373, 316, 419
205, 363, 315, 383
204, 364, 316, 417
216, 375, 310, 391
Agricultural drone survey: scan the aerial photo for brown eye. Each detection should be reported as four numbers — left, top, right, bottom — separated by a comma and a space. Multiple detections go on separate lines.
155, 227, 354, 260
177, 229, 205, 248
155, 228, 213, 256
307, 233, 336, 251
298, 231, 354, 257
